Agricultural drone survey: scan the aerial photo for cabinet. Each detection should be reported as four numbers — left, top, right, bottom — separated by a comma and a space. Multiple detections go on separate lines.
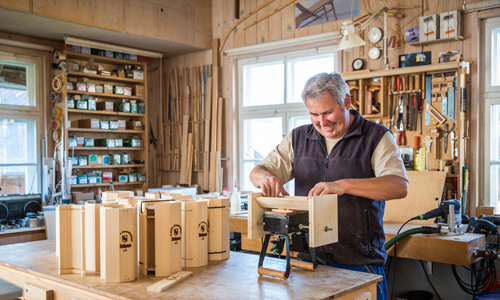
53, 51, 149, 194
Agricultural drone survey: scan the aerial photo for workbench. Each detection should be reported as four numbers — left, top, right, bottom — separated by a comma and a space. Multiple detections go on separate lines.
0, 227, 46, 246
0, 240, 381, 299
231, 216, 485, 266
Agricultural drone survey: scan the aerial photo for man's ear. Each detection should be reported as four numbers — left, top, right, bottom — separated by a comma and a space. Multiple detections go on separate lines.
344, 94, 351, 109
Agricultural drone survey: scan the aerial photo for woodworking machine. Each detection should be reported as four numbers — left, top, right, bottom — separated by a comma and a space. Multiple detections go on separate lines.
258, 210, 319, 280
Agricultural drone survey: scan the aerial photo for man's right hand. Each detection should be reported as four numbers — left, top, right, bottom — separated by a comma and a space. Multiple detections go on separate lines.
259, 176, 289, 197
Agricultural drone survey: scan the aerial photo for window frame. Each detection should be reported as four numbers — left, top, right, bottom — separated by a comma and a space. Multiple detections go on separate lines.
0, 51, 43, 195
236, 46, 337, 190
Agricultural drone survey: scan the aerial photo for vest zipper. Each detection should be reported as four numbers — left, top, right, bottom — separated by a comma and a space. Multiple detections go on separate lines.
364, 209, 375, 256
316, 140, 329, 182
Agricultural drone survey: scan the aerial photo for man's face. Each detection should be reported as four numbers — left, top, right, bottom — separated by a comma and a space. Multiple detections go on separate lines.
306, 91, 351, 139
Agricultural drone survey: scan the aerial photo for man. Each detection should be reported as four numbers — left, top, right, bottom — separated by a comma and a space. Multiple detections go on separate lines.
249, 72, 408, 300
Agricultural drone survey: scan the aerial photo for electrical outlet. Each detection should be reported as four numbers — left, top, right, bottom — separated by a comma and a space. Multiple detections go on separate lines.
352, 292, 371, 300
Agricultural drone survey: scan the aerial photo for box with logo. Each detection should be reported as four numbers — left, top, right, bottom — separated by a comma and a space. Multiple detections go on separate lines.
113, 52, 123, 59
86, 83, 96, 93
68, 138, 77, 147
121, 153, 130, 164
88, 154, 98, 165
138, 103, 146, 114
67, 81, 75, 91
110, 154, 121, 165
104, 84, 113, 94
113, 85, 124, 95
130, 54, 137, 61
133, 70, 144, 80
96, 176, 102, 183
81, 47, 91, 54
118, 120, 126, 130
95, 85, 104, 93
78, 156, 88, 166
106, 50, 113, 58
94, 138, 115, 147
103, 172, 113, 182
128, 173, 137, 182
138, 173, 146, 182
440, 10, 460, 38
77, 174, 88, 185
123, 87, 132, 96
96, 101, 114, 112
77, 77, 90, 83
75, 137, 84, 146
123, 139, 140, 148
77, 119, 100, 129
76, 100, 88, 110
100, 120, 110, 130
126, 121, 142, 130
87, 175, 97, 184
84, 138, 94, 147
130, 103, 138, 113
87, 99, 96, 111
70, 175, 77, 185
114, 101, 130, 112
115, 139, 123, 147
98, 155, 109, 165
109, 120, 119, 130
76, 82, 87, 92
67, 99, 75, 109
69, 156, 79, 166
133, 85, 145, 97
419, 14, 440, 42
118, 175, 128, 182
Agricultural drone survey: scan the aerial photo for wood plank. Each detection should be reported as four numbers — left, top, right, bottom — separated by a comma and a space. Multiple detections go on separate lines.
230, 217, 248, 233
0, 0, 29, 12
147, 271, 193, 292
84, 203, 104, 272
24, 282, 53, 300
256, 0, 269, 44
195, 0, 213, 48
248, 192, 266, 239
268, 0, 282, 42
181, 200, 208, 267
281, 0, 295, 40
67, 90, 144, 100
154, 201, 182, 276
205, 197, 230, 260
384, 171, 447, 225
56, 205, 85, 276
67, 71, 144, 84
309, 194, 338, 248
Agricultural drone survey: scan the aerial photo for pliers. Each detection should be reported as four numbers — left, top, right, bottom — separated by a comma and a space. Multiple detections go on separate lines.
397, 98, 406, 146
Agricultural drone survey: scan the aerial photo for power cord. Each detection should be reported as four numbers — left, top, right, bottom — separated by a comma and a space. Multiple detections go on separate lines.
389, 219, 411, 298
419, 260, 442, 300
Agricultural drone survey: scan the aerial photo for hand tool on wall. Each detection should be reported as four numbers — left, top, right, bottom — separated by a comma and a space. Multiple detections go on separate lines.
414, 136, 419, 151
425, 74, 432, 126
422, 136, 433, 154
425, 102, 447, 124
408, 76, 414, 131
389, 76, 395, 129
443, 122, 456, 154
414, 74, 420, 132
398, 123, 406, 146
402, 75, 408, 130
451, 130, 458, 160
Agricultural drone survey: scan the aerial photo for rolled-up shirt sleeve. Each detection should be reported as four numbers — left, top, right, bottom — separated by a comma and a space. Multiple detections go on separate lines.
257, 133, 295, 184
372, 131, 409, 180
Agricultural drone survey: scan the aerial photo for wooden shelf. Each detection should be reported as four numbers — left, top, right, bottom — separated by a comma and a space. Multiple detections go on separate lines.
67, 109, 146, 117
68, 128, 145, 134
67, 90, 144, 100
68, 71, 144, 84
160, 169, 204, 172
408, 36, 465, 47
74, 164, 146, 169
342, 62, 460, 81
361, 113, 383, 119
71, 181, 144, 188
72, 147, 143, 151
66, 52, 146, 66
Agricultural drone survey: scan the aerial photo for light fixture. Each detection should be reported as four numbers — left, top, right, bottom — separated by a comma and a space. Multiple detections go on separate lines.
63, 36, 162, 58
337, 1, 390, 69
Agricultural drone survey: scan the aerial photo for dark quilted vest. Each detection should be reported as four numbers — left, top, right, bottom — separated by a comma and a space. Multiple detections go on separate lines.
292, 109, 389, 266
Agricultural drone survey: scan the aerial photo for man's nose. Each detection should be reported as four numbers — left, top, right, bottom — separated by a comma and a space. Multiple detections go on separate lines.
319, 115, 328, 126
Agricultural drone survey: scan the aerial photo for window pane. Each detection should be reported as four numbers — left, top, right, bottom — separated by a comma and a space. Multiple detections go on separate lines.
0, 60, 34, 106
243, 161, 259, 191
243, 117, 283, 160
0, 165, 38, 195
243, 61, 284, 106
287, 54, 334, 103
491, 104, 500, 161
491, 165, 500, 210
289, 115, 312, 133
0, 118, 37, 164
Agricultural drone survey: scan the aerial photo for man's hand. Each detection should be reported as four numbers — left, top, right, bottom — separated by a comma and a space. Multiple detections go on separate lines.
308, 181, 346, 197
260, 176, 289, 197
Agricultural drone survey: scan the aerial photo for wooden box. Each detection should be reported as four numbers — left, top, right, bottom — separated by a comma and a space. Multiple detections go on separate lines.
138, 200, 182, 276
57, 205, 86, 275
100, 205, 138, 283
204, 197, 230, 261
181, 200, 208, 268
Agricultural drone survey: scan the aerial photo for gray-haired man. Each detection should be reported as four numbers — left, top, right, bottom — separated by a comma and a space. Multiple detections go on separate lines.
250, 72, 408, 300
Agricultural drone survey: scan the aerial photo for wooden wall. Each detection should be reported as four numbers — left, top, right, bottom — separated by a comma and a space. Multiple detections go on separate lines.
0, 0, 212, 49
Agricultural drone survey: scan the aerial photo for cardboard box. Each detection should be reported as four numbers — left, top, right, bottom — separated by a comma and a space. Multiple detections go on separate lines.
100, 155, 110, 165
123, 53, 130, 60
100, 120, 110, 130
77, 174, 88, 184
67, 99, 75, 109
70, 175, 77, 185
114, 101, 130, 112
72, 192, 94, 202
76, 137, 84, 146
130, 103, 138, 113
95, 138, 115, 147
88, 154, 98, 165
133, 70, 144, 80
109, 120, 119, 130
81, 47, 91, 54
138, 103, 146, 114
113, 52, 123, 59
87, 83, 96, 93
76, 100, 87, 110
110, 154, 121, 165
105, 51, 113, 58
88, 175, 97, 184
77, 77, 90, 83
118, 70, 125, 78
95, 85, 104, 93
77, 119, 100, 129
69, 156, 79, 166
113, 85, 124, 95
124, 139, 140, 148
126, 121, 142, 130
133, 85, 145, 97
128, 173, 137, 182
121, 153, 130, 164
118, 175, 128, 182
102, 172, 113, 183
138, 173, 146, 182
88, 99, 96, 111
84, 138, 94, 147
102, 191, 118, 200
96, 101, 114, 112
130, 54, 138, 61
123, 87, 132, 96
76, 82, 87, 92
67, 81, 75, 90
104, 84, 113, 94
440, 10, 460, 38
118, 120, 126, 130
78, 156, 88, 166
115, 139, 123, 147
68, 138, 77, 147
419, 14, 439, 42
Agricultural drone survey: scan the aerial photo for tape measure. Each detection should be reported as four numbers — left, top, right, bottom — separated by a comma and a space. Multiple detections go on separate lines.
52, 130, 61, 142
50, 91, 60, 104
52, 107, 62, 118
53, 51, 66, 64
51, 119, 62, 130
52, 75, 63, 93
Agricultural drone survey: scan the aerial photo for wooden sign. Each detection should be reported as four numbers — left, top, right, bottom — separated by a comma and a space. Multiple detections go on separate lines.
100, 205, 137, 282
181, 200, 208, 267
203, 197, 230, 261
57, 205, 86, 275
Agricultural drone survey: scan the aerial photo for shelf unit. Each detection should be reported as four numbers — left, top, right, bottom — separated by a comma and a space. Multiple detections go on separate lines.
408, 36, 465, 47
54, 51, 149, 194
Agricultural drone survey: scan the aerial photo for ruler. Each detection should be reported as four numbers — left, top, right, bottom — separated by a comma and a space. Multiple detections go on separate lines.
425, 74, 432, 126
448, 86, 455, 120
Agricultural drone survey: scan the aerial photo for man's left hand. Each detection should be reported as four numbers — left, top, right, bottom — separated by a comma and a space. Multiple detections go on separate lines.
308, 181, 346, 197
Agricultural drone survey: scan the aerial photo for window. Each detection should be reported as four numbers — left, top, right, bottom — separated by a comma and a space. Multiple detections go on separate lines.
237, 47, 336, 192
481, 18, 500, 211
0, 52, 42, 195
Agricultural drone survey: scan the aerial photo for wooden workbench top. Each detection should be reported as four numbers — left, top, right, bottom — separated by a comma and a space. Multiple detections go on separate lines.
0, 240, 381, 300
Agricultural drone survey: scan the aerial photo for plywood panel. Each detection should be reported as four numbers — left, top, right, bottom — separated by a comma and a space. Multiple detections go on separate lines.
0, 0, 30, 12
33, 0, 124, 32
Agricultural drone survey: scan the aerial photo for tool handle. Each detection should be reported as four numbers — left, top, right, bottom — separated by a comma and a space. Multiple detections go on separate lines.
392, 34, 396, 48
414, 136, 419, 150
415, 73, 420, 90
290, 260, 316, 271
402, 75, 407, 92
461, 87, 466, 113
398, 130, 406, 146
409, 75, 414, 92
391, 76, 396, 91
258, 266, 288, 280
